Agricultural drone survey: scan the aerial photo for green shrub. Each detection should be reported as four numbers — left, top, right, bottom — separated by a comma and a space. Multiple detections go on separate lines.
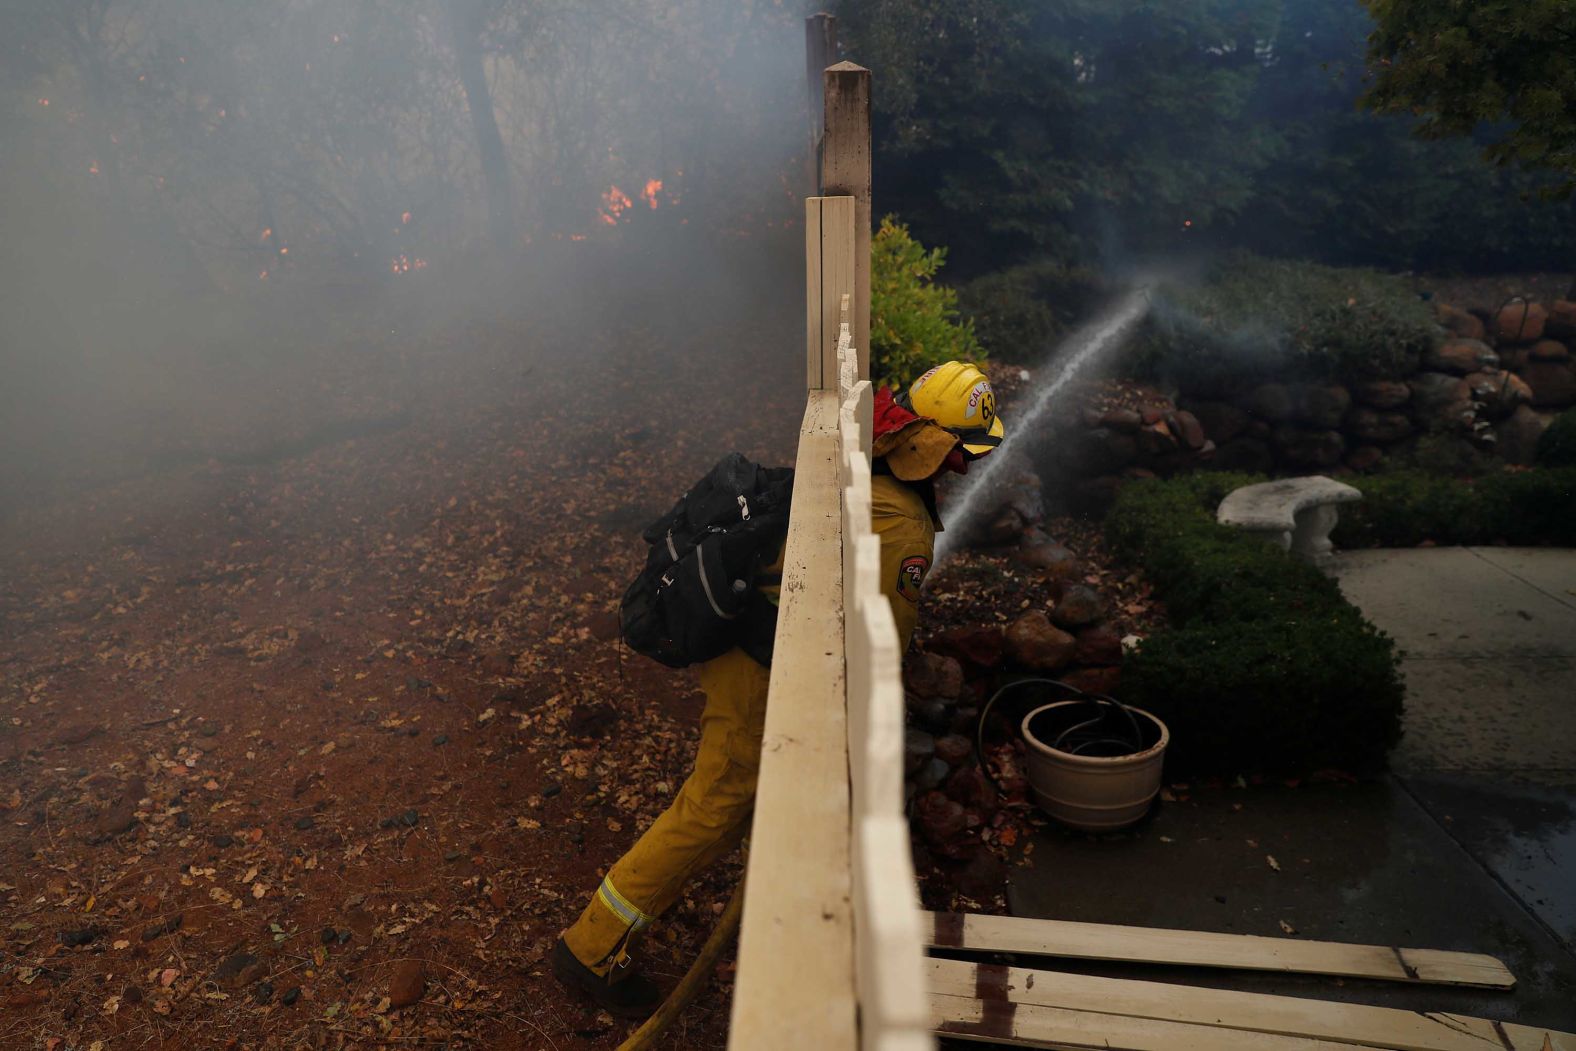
957, 260, 1109, 358
1108, 474, 1405, 776
1131, 254, 1438, 396
870, 216, 982, 386
1333, 468, 1576, 548
1537, 408, 1576, 467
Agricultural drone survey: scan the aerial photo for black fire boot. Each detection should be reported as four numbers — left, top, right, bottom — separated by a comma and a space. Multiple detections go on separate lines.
550, 939, 661, 1019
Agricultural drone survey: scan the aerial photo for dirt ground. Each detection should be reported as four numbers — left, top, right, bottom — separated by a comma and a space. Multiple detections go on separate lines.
0, 254, 805, 1050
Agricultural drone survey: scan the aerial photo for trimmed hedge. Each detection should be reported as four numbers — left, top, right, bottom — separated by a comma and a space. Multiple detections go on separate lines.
1132, 254, 1439, 396
1332, 468, 1576, 548
1538, 408, 1576, 467
1107, 473, 1404, 776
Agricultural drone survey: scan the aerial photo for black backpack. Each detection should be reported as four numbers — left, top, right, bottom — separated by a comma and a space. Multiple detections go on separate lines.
620, 453, 795, 669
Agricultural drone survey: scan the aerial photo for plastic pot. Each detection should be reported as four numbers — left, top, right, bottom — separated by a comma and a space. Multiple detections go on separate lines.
1020, 700, 1169, 831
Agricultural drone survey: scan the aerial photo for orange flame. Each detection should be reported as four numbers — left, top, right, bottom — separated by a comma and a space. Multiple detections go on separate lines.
641, 179, 663, 209
599, 185, 632, 226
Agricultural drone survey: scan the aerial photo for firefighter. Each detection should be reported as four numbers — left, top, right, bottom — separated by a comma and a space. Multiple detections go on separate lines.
551, 361, 1005, 1015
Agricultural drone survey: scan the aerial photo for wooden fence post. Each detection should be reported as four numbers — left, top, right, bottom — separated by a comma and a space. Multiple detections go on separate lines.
806, 196, 856, 391
821, 62, 871, 382
805, 12, 838, 193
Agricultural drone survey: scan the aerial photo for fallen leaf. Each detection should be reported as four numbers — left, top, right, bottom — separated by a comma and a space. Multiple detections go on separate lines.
1279, 919, 1298, 935
1266, 855, 1281, 872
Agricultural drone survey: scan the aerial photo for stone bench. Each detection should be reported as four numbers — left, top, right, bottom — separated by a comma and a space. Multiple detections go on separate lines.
1216, 476, 1362, 566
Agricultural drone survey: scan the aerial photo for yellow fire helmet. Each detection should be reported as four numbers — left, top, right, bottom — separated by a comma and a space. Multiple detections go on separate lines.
904, 361, 1006, 458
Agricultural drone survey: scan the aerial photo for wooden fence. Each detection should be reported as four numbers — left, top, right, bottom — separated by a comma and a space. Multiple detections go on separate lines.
727, 174, 930, 1046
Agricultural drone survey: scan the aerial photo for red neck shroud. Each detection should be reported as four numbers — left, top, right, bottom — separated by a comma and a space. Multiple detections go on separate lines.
872, 387, 969, 477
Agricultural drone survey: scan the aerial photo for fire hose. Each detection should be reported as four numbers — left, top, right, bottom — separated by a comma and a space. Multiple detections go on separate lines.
615, 879, 745, 1051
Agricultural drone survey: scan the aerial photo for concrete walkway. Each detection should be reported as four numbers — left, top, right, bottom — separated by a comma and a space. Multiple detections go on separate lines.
1006, 547, 1576, 1032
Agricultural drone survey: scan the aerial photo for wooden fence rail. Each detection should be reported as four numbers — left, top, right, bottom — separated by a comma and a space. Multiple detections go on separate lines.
728, 195, 930, 1049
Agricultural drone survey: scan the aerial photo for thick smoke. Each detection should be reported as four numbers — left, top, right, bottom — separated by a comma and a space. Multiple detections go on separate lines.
0, 0, 813, 513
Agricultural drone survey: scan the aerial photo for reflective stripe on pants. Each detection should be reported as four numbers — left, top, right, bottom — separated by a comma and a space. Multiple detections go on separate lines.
561, 647, 769, 976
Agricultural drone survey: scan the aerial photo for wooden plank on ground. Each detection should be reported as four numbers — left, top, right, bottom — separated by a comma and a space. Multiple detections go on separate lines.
729, 391, 855, 1049
931, 991, 1366, 1051
927, 957, 1575, 1051
927, 912, 1515, 990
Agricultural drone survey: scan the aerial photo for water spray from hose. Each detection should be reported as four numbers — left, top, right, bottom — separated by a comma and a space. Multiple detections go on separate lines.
934, 286, 1153, 563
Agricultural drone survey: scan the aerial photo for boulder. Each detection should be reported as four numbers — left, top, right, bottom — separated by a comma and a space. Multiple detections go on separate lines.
1172, 410, 1207, 450
1353, 379, 1411, 410
1408, 371, 1472, 422
1186, 401, 1250, 444
1436, 302, 1487, 341
1099, 407, 1142, 432
985, 507, 1026, 546
1500, 348, 1530, 372
1344, 408, 1412, 445
1212, 437, 1275, 474
926, 626, 1006, 671
1245, 383, 1294, 422
1073, 624, 1123, 666
903, 652, 964, 702
1529, 340, 1571, 363
1050, 585, 1108, 630
934, 734, 974, 767
1496, 405, 1555, 465
1345, 445, 1385, 472
1495, 300, 1548, 344
944, 765, 997, 810
1271, 426, 1346, 469
1293, 384, 1352, 429
1004, 611, 1077, 671
1015, 539, 1078, 573
953, 848, 1008, 901
1071, 427, 1138, 474
1464, 369, 1533, 419
914, 756, 952, 791
1523, 360, 1576, 408
916, 790, 968, 845
904, 730, 936, 775
1547, 300, 1576, 340
1136, 419, 1179, 457
1426, 339, 1498, 375
1060, 666, 1121, 696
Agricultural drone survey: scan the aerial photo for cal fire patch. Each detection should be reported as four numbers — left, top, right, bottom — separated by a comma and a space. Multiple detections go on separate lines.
897, 555, 930, 603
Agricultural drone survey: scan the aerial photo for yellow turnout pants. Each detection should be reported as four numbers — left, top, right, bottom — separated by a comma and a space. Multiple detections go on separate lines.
562, 647, 769, 977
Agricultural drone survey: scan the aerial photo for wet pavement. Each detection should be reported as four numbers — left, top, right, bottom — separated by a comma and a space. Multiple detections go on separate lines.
1005, 547, 1576, 1033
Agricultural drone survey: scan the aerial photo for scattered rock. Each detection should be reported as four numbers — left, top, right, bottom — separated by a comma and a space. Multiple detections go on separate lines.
1015, 539, 1077, 573
1071, 428, 1137, 474
1495, 299, 1548, 343
282, 987, 301, 1006
1353, 379, 1411, 410
1344, 408, 1413, 445
1003, 612, 1077, 671
914, 757, 951, 792
1523, 361, 1576, 408
1427, 339, 1498, 375
566, 702, 619, 739
254, 981, 275, 1005
53, 722, 103, 747
293, 816, 315, 831
432, 734, 449, 747
903, 652, 964, 701
1049, 585, 1107, 630
944, 765, 996, 810
1497, 405, 1555, 465
477, 651, 515, 677
141, 914, 183, 941
1530, 339, 1570, 363
379, 809, 421, 830
58, 927, 102, 948
387, 959, 426, 1010
984, 506, 1026, 546
95, 799, 137, 839
215, 951, 259, 985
